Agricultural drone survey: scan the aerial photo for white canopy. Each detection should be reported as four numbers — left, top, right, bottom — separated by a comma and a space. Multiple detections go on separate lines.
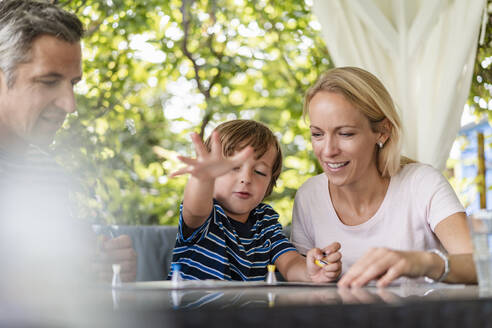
313, 0, 485, 170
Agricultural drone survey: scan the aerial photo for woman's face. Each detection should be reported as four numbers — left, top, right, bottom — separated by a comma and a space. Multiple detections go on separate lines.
308, 91, 383, 188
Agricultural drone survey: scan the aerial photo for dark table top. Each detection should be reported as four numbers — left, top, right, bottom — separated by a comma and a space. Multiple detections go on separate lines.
5, 280, 492, 328
105, 280, 492, 328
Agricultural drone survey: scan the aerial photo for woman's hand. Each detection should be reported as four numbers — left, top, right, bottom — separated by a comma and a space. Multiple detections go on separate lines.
337, 248, 437, 288
306, 242, 342, 283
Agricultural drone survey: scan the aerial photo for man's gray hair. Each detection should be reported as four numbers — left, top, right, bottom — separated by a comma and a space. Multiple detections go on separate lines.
0, 0, 84, 87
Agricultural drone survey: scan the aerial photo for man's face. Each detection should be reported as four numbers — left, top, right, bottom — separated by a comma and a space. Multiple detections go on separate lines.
0, 34, 82, 147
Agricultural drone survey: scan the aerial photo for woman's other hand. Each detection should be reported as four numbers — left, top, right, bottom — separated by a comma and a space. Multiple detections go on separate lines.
337, 248, 436, 288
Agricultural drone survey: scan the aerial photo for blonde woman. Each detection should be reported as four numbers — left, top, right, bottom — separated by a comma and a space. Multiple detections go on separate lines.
291, 67, 476, 287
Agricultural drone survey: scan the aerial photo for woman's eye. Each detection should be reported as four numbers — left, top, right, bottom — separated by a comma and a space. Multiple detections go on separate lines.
255, 170, 267, 176
311, 132, 322, 138
233, 167, 240, 171
340, 132, 354, 137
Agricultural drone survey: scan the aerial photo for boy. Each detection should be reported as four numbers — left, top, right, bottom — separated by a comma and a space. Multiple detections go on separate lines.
170, 120, 341, 281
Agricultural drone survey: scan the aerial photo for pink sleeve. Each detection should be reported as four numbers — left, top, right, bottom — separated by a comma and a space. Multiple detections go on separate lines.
414, 165, 465, 231
291, 189, 315, 255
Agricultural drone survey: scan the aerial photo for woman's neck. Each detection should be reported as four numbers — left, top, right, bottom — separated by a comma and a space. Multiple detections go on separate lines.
328, 167, 390, 226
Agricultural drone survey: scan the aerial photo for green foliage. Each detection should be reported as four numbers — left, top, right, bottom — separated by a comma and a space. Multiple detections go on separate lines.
447, 2, 492, 208
54, 0, 331, 225
468, 2, 492, 117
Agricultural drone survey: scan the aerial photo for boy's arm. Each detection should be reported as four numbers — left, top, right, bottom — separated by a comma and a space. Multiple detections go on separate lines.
275, 243, 342, 282
181, 176, 215, 228
171, 132, 253, 228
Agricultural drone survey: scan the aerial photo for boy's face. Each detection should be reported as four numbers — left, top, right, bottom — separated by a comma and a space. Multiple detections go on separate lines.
214, 145, 277, 222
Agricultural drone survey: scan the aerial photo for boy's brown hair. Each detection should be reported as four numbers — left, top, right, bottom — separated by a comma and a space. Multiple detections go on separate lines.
204, 119, 282, 197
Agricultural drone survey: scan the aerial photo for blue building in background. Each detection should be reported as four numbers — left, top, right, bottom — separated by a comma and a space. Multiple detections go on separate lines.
453, 118, 492, 214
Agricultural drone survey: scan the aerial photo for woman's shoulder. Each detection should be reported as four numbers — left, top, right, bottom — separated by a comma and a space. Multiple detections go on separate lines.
395, 162, 445, 186
297, 173, 327, 193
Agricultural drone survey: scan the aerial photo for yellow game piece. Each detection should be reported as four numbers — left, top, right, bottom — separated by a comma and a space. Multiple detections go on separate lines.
265, 264, 277, 284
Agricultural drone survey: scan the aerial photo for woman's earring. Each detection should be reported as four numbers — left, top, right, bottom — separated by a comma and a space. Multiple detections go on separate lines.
377, 141, 384, 149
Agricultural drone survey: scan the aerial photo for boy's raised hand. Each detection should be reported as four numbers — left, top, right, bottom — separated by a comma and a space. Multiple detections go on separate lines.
306, 242, 342, 283
171, 131, 253, 180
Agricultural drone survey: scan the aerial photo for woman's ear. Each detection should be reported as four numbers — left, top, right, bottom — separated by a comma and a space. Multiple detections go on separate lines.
377, 118, 392, 144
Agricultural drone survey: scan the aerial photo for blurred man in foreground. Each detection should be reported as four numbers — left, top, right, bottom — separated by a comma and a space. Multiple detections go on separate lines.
0, 0, 137, 285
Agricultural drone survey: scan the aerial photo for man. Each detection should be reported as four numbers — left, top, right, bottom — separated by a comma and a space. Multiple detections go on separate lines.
0, 0, 136, 282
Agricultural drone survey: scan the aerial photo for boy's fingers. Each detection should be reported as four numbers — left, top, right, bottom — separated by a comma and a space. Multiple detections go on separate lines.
170, 167, 192, 178
191, 132, 208, 158
176, 155, 198, 166
230, 146, 253, 164
210, 131, 222, 157
170, 156, 199, 177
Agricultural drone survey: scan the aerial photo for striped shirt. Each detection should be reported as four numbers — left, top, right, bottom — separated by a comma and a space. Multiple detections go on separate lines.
170, 200, 297, 281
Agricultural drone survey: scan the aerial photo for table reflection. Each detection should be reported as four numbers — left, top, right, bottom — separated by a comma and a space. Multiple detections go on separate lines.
112, 281, 480, 311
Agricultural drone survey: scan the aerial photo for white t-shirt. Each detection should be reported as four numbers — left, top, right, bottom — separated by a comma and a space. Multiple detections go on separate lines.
291, 163, 465, 274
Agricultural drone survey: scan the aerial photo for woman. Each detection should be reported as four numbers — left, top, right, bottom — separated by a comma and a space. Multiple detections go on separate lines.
291, 67, 476, 287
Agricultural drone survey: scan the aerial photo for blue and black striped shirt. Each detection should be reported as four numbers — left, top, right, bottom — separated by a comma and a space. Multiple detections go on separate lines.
170, 200, 296, 281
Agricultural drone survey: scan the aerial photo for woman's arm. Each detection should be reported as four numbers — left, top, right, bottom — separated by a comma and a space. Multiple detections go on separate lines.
432, 212, 475, 283
337, 212, 476, 287
290, 190, 316, 254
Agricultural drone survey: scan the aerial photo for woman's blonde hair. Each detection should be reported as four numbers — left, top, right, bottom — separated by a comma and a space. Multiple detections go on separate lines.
304, 67, 413, 177
204, 119, 282, 197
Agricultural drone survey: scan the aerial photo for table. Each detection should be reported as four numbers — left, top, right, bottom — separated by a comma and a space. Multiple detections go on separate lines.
4, 280, 492, 327
106, 280, 492, 328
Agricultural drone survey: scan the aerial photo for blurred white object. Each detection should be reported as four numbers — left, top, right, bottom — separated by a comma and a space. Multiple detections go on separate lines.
468, 210, 492, 289
112, 264, 122, 288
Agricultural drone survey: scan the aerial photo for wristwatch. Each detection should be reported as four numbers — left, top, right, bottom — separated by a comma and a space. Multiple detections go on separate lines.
424, 249, 450, 283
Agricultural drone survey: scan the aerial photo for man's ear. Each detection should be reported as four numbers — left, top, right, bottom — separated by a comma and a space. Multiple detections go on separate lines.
0, 69, 6, 92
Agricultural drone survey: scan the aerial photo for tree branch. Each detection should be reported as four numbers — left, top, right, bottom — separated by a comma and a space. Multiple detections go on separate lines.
181, 0, 228, 136
199, 110, 212, 139
180, 0, 209, 98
